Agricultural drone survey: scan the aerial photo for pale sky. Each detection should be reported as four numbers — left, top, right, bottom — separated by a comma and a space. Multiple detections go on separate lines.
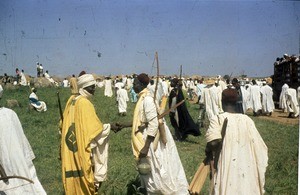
0, 0, 300, 77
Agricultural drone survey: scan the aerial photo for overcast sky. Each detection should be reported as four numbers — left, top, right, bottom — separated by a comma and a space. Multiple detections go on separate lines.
0, 0, 299, 77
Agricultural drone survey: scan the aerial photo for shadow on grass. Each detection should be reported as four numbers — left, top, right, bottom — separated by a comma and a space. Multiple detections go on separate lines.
126, 175, 147, 195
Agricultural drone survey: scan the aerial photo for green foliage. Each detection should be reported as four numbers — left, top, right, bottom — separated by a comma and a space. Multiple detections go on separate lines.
0, 86, 298, 194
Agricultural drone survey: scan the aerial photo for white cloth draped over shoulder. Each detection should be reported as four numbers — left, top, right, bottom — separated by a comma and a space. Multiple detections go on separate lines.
90, 124, 111, 183
205, 113, 268, 195
0, 107, 46, 194
132, 88, 189, 194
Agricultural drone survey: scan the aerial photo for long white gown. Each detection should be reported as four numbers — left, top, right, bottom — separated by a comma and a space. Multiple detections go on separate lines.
0, 107, 46, 194
206, 113, 268, 195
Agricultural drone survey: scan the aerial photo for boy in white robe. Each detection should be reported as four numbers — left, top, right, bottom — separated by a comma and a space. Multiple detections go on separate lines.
116, 86, 129, 116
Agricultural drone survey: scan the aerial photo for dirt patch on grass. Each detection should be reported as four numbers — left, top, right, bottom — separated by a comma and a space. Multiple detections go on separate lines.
248, 109, 299, 125
188, 98, 298, 125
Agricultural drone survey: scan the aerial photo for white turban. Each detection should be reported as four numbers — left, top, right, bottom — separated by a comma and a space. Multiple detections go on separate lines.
77, 74, 96, 89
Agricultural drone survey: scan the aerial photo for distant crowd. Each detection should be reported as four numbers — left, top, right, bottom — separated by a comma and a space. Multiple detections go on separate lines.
0, 68, 299, 194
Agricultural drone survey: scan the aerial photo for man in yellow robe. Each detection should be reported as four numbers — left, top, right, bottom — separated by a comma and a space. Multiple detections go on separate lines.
61, 72, 117, 195
69, 74, 78, 95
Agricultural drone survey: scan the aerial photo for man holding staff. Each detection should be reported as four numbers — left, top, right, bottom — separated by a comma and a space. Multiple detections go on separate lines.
131, 73, 189, 194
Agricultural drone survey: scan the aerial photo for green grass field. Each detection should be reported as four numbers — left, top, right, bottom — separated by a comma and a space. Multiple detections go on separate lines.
0, 86, 298, 194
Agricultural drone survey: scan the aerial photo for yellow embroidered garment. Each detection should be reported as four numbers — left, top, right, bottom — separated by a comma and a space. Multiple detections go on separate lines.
131, 88, 148, 159
61, 95, 103, 195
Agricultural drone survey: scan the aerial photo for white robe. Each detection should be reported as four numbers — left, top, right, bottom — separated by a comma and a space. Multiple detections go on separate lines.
205, 113, 268, 195
104, 79, 113, 97
117, 88, 129, 113
218, 80, 227, 92
285, 88, 299, 117
279, 84, 289, 112
90, 124, 110, 183
20, 72, 27, 86
240, 86, 250, 114
0, 107, 46, 195
249, 85, 262, 112
137, 91, 189, 194
126, 78, 133, 90
200, 87, 218, 121
209, 85, 223, 115
260, 85, 275, 113
29, 92, 47, 112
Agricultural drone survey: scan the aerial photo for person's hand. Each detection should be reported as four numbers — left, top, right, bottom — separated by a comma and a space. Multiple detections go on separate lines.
205, 139, 221, 157
110, 123, 121, 133
110, 122, 132, 133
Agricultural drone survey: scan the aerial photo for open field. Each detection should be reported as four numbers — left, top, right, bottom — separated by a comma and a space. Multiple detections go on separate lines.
0, 86, 298, 194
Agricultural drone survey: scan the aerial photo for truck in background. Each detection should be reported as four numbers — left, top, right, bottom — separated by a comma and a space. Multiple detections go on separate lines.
272, 54, 300, 105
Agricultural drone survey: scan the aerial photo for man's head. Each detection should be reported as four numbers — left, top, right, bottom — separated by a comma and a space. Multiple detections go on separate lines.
170, 78, 179, 87
77, 73, 96, 95
133, 73, 150, 94
231, 78, 239, 89
222, 88, 238, 113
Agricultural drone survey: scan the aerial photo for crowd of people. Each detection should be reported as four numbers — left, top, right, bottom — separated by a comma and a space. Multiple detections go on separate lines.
0, 69, 299, 194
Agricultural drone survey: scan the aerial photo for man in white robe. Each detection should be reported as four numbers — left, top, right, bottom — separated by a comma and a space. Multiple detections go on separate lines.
216, 75, 227, 91
209, 82, 223, 115
200, 80, 219, 121
0, 107, 46, 194
161, 78, 169, 97
248, 80, 262, 116
205, 95, 268, 195
279, 83, 289, 112
126, 76, 133, 90
240, 85, 250, 114
131, 73, 189, 194
104, 77, 113, 97
260, 81, 275, 115
285, 88, 299, 118
116, 86, 129, 116
19, 70, 27, 86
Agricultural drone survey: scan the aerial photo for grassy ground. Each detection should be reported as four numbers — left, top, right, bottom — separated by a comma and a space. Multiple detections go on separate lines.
0, 86, 298, 194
